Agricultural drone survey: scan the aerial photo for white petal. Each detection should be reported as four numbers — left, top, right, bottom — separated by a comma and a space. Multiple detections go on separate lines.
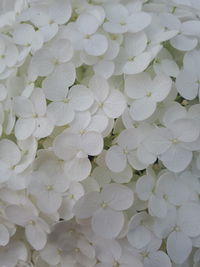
101, 184, 133, 211
39, 23, 58, 42
31, 88, 47, 117
103, 21, 128, 34
153, 206, 177, 239
81, 131, 103, 156
50, 39, 73, 63
64, 157, 91, 181
34, 117, 53, 138
94, 60, 114, 79
178, 203, 200, 237
125, 32, 147, 57
15, 118, 35, 140
25, 224, 46, 250
87, 115, 108, 133
127, 12, 152, 33
5, 205, 33, 226
14, 96, 34, 118
5, 44, 18, 67
181, 20, 200, 36
123, 52, 151, 74
167, 231, 192, 265
40, 244, 60, 265
144, 251, 172, 267
76, 13, 100, 35
74, 192, 101, 219
89, 75, 109, 102
37, 191, 62, 214
105, 3, 128, 23
176, 70, 198, 100
127, 225, 151, 249
171, 119, 200, 142
92, 208, 124, 239
78, 238, 95, 259
162, 103, 187, 127
0, 139, 21, 166
0, 84, 7, 101
130, 98, 156, 121
69, 85, 94, 111
47, 102, 74, 126
84, 34, 108, 56
50, 0, 72, 24
30, 49, 54, 77
103, 89, 126, 118
156, 173, 189, 206
0, 224, 9, 246
137, 145, 157, 165
170, 34, 197, 51
127, 150, 147, 170
159, 145, 192, 173
53, 132, 80, 161
148, 195, 167, 218
136, 174, 155, 201
13, 24, 34, 45
105, 146, 127, 173
42, 73, 67, 102
125, 73, 151, 99
143, 128, 172, 155
151, 74, 172, 102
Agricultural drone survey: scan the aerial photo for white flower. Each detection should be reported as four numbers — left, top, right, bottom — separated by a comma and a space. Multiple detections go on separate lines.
19, 0, 72, 42
59, 181, 84, 220
153, 48, 179, 78
127, 212, 152, 250
92, 150, 132, 185
5, 205, 50, 250
13, 23, 43, 57
136, 171, 190, 218
103, 3, 151, 34
160, 13, 200, 51
125, 72, 172, 121
28, 167, 69, 214
14, 88, 54, 140
95, 238, 143, 267
0, 36, 18, 76
0, 139, 23, 184
106, 126, 155, 172
53, 130, 103, 181
143, 117, 200, 172
44, 77, 93, 126
114, 31, 152, 75
154, 203, 200, 264
89, 75, 126, 119
68, 111, 108, 135
74, 184, 134, 239
0, 241, 27, 267
40, 220, 95, 267
29, 39, 74, 79
81, 38, 120, 78
176, 49, 200, 100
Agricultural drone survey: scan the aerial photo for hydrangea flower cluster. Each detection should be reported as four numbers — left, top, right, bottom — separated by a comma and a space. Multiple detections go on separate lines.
1, 0, 200, 266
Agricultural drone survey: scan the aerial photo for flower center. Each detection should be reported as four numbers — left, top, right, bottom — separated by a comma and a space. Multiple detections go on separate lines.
113, 261, 119, 267
174, 225, 181, 232
146, 92, 152, 97
141, 251, 149, 258
46, 185, 53, 191
120, 21, 126, 26
100, 201, 108, 209
170, 138, 179, 144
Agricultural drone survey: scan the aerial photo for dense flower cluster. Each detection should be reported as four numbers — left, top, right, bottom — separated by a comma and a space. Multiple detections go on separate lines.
1, 0, 200, 266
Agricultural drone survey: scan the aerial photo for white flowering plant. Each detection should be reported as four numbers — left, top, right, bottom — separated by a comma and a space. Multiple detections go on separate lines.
0, 0, 200, 266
